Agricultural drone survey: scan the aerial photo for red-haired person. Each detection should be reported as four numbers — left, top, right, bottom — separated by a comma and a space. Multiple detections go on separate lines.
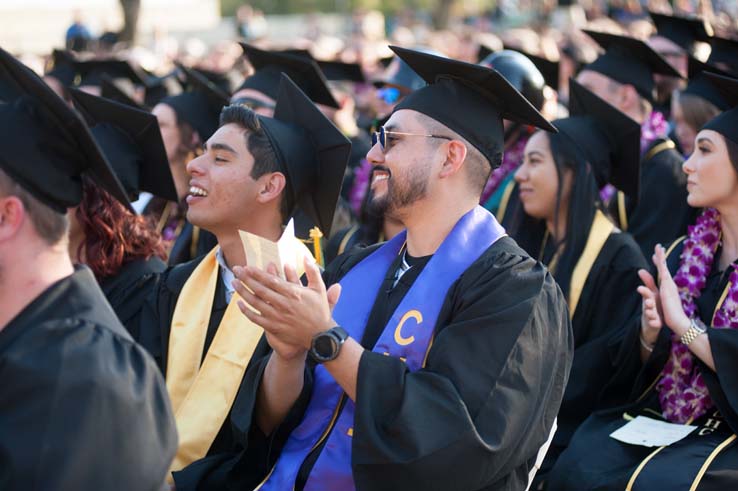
69, 89, 179, 338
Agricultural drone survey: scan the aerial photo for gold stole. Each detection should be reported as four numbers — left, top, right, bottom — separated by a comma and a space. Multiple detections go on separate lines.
166, 239, 311, 475
568, 210, 615, 318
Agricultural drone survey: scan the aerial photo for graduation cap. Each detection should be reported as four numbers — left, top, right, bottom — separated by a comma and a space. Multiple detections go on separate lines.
707, 36, 738, 77
70, 88, 178, 203
73, 58, 148, 88
682, 58, 733, 111
372, 52, 430, 93
0, 47, 130, 213
258, 74, 351, 235
702, 72, 738, 145
502, 47, 560, 91
194, 67, 239, 95
316, 60, 366, 83
237, 43, 339, 108
480, 50, 547, 110
100, 74, 144, 109
44, 49, 78, 86
582, 30, 682, 102
649, 11, 713, 54
160, 63, 230, 141
477, 44, 495, 64
144, 70, 182, 107
555, 79, 641, 198
389, 46, 556, 169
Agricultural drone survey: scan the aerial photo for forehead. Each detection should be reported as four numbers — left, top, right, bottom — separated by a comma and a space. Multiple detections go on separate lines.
696, 129, 724, 144
525, 130, 550, 152
384, 109, 427, 131
576, 69, 612, 88
208, 123, 250, 153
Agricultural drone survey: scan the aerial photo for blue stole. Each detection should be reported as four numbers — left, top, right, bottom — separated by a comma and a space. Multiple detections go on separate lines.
258, 206, 506, 491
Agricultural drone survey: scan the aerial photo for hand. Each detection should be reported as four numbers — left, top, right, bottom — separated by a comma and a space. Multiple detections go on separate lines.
651, 244, 691, 336
637, 268, 662, 346
232, 257, 342, 352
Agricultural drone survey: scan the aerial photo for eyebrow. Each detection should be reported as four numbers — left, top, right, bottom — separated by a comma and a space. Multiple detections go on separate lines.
696, 138, 713, 146
207, 142, 238, 154
526, 150, 545, 158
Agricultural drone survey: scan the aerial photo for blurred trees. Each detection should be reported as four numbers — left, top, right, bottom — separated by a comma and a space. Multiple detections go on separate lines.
119, 0, 141, 43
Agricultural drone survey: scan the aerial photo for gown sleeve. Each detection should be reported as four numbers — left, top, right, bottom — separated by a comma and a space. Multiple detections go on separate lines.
350, 249, 574, 491
0, 320, 177, 491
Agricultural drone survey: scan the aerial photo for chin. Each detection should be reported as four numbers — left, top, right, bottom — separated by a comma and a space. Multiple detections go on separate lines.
686, 193, 708, 209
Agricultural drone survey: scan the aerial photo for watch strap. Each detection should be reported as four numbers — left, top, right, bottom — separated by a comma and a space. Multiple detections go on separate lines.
681, 319, 706, 346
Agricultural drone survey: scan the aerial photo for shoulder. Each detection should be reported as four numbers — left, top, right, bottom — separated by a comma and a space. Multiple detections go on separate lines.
602, 231, 648, 271
324, 242, 382, 284
643, 138, 684, 170
161, 254, 207, 292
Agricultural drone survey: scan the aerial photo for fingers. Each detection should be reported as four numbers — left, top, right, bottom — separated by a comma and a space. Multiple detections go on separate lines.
284, 263, 300, 285
304, 256, 326, 294
327, 283, 342, 311
235, 264, 296, 299
638, 269, 658, 293
637, 285, 654, 300
652, 244, 671, 283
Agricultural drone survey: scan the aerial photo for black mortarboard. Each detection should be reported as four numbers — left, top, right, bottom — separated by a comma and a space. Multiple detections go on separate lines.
316, 60, 366, 83
503, 47, 560, 91
45, 49, 78, 86
144, 70, 182, 107
257, 74, 351, 235
194, 67, 239, 95
389, 46, 556, 168
582, 30, 682, 102
379, 55, 394, 68
683, 58, 733, 111
477, 44, 495, 63
555, 79, 641, 197
70, 88, 178, 203
237, 43, 339, 108
702, 72, 738, 145
74, 58, 148, 88
707, 36, 738, 77
0, 48, 130, 213
100, 74, 144, 109
160, 64, 229, 141
649, 11, 713, 54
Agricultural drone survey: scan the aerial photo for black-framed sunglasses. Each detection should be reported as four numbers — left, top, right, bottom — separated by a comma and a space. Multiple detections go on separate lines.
371, 126, 452, 153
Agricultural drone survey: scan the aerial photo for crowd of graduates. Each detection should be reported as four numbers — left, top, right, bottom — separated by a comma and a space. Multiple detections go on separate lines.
2, 1, 738, 490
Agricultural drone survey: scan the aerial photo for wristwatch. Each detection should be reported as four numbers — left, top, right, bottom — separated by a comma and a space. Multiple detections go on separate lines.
680, 319, 707, 346
309, 326, 349, 363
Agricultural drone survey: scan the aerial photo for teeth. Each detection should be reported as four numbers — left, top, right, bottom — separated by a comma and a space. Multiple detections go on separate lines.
374, 173, 389, 182
189, 186, 208, 197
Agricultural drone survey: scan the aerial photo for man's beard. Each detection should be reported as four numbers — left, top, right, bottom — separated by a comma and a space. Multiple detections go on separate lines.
367, 162, 430, 219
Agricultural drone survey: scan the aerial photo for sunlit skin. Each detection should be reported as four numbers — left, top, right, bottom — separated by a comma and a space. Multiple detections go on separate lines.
185, 122, 285, 268
152, 103, 190, 200
671, 99, 697, 156
637, 130, 738, 368
648, 36, 687, 105
576, 69, 645, 124
514, 131, 573, 241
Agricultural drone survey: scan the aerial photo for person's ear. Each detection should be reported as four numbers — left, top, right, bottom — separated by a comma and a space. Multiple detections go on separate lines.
256, 172, 287, 204
438, 140, 468, 179
0, 196, 25, 243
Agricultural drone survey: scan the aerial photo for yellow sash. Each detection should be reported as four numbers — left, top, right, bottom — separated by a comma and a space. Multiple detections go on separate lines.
167, 238, 311, 475
568, 210, 615, 318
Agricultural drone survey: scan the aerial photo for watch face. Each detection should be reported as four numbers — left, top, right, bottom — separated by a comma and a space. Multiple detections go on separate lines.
314, 333, 338, 359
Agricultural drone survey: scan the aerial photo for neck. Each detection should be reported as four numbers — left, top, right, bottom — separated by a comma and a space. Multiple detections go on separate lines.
545, 202, 569, 244
719, 207, 738, 270
215, 214, 283, 270
0, 240, 74, 331
403, 193, 477, 257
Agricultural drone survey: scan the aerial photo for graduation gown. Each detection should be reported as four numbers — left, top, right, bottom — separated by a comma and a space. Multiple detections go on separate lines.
536, 230, 648, 481
0, 267, 177, 491
181, 235, 574, 491
167, 221, 218, 266
611, 138, 697, 258
137, 255, 271, 470
547, 239, 738, 491
99, 256, 166, 340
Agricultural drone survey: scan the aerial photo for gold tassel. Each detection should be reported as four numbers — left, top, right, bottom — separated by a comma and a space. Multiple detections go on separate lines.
309, 227, 324, 267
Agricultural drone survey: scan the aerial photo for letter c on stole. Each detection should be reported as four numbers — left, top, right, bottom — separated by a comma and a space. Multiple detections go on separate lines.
394, 310, 422, 346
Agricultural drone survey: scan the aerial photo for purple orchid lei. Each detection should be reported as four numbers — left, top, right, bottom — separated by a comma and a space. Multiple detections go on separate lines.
479, 134, 530, 205
657, 208, 738, 423
348, 158, 372, 217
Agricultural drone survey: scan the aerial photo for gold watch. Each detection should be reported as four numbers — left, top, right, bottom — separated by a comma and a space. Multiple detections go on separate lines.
680, 319, 707, 346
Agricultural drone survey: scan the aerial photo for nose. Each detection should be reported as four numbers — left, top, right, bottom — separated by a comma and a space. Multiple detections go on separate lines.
682, 152, 695, 175
186, 153, 206, 177
514, 163, 527, 183
366, 138, 384, 166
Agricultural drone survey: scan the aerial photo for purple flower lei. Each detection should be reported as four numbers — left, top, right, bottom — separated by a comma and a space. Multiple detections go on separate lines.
479, 134, 530, 205
657, 208, 738, 423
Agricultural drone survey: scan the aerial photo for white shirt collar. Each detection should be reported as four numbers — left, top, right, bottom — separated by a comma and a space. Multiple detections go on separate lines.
215, 247, 236, 303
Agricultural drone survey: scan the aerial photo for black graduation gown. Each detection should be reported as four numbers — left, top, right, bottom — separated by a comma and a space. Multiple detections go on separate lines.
181, 236, 574, 491
547, 240, 738, 491
99, 256, 166, 340
611, 138, 697, 258
137, 255, 272, 477
0, 267, 177, 491
168, 220, 218, 266
535, 231, 647, 481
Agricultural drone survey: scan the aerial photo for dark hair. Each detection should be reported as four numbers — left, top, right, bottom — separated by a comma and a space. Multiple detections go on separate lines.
0, 168, 68, 245
507, 131, 602, 297
725, 135, 738, 175
219, 104, 289, 220
75, 176, 166, 281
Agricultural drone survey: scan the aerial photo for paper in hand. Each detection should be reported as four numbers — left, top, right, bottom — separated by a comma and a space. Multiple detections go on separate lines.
609, 415, 696, 447
238, 219, 307, 279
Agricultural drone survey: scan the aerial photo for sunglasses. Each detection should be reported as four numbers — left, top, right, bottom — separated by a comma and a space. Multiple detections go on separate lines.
377, 87, 402, 105
371, 126, 452, 153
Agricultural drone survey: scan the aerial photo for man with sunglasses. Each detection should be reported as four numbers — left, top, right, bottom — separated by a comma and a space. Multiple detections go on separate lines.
216, 47, 573, 491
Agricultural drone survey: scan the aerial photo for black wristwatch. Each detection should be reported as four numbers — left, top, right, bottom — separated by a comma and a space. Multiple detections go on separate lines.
309, 326, 349, 363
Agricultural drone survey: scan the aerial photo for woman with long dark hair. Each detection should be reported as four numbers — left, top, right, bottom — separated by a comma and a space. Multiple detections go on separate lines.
508, 79, 648, 484
69, 89, 178, 337
547, 72, 738, 491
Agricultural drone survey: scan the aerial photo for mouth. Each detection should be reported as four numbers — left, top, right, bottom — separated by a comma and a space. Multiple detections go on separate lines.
371, 167, 391, 184
518, 187, 533, 197
188, 185, 209, 198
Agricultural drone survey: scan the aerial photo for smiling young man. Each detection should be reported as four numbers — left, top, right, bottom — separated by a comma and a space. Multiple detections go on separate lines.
220, 47, 573, 491
138, 74, 351, 487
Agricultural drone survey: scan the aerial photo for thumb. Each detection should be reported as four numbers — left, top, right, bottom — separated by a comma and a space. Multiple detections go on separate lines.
327, 283, 342, 312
